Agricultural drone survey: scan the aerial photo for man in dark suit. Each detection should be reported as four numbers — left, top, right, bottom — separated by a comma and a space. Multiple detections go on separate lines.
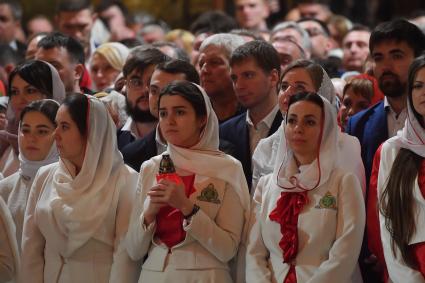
121, 59, 200, 170
345, 19, 425, 283
220, 40, 282, 190
346, 19, 425, 190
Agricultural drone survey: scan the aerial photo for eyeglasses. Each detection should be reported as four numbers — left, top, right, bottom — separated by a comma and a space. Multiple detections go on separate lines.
305, 28, 325, 37
126, 77, 145, 89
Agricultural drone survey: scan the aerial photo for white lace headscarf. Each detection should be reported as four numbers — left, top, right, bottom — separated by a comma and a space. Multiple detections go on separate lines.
273, 95, 339, 192
252, 60, 337, 190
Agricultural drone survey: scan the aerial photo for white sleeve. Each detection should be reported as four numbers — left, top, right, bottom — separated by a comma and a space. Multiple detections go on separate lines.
20, 171, 46, 283
245, 177, 273, 283
125, 163, 156, 261
109, 167, 140, 283
307, 173, 365, 283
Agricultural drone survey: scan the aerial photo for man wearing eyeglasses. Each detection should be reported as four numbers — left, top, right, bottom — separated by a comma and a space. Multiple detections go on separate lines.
117, 46, 170, 150
297, 18, 333, 60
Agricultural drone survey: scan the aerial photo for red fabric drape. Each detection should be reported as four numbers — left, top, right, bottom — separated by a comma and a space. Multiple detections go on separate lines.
155, 174, 196, 249
269, 191, 309, 283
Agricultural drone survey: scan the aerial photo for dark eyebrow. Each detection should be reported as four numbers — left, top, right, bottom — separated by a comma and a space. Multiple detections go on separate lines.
389, 48, 405, 54
304, 114, 319, 119
36, 125, 52, 129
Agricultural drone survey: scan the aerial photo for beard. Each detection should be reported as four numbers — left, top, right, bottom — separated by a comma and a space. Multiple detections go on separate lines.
378, 72, 406, 98
125, 97, 157, 123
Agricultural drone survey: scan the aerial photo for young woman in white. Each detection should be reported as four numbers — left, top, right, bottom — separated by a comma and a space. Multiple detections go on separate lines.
246, 92, 365, 283
0, 60, 65, 179
369, 55, 425, 282
252, 59, 365, 194
125, 81, 250, 283
20, 94, 139, 282
0, 99, 59, 251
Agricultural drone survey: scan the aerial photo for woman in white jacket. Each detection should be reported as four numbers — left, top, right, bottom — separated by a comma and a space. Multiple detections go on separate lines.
125, 81, 250, 283
0, 99, 59, 252
246, 92, 365, 283
20, 94, 139, 283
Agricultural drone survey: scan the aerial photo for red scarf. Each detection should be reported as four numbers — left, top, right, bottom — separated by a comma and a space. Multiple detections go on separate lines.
269, 191, 309, 283
155, 174, 196, 248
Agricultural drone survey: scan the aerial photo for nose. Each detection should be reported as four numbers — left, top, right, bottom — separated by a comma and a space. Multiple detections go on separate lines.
347, 107, 355, 117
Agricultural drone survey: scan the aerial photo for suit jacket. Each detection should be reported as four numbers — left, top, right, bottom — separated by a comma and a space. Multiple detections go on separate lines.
117, 128, 135, 151
219, 111, 282, 190
125, 156, 245, 281
346, 101, 388, 193
246, 169, 364, 283
122, 129, 157, 171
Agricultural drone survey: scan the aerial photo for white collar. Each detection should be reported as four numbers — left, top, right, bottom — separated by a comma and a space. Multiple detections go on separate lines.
246, 105, 279, 129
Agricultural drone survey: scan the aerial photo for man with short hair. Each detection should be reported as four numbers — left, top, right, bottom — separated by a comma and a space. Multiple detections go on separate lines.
56, 0, 97, 61
198, 33, 246, 123
347, 19, 425, 187
342, 25, 371, 72
271, 37, 307, 71
121, 59, 199, 170
297, 0, 332, 22
346, 20, 425, 283
117, 46, 170, 150
220, 40, 282, 189
0, 0, 25, 57
234, 0, 270, 31
270, 21, 312, 59
35, 32, 86, 94
298, 18, 333, 59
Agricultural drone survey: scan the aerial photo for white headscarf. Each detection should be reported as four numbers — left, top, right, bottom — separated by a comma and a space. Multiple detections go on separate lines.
1, 60, 65, 160
252, 64, 337, 189
387, 95, 425, 157
18, 142, 58, 185
166, 83, 250, 211
48, 95, 124, 257
273, 95, 339, 192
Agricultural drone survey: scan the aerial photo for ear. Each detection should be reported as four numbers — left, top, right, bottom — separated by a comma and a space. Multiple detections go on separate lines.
199, 115, 207, 130
269, 69, 280, 89
74, 63, 85, 81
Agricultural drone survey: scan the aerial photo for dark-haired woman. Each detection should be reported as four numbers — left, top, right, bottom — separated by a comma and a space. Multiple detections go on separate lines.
125, 81, 250, 282
0, 100, 59, 252
246, 92, 365, 283
20, 94, 139, 282
0, 60, 65, 179
368, 55, 425, 282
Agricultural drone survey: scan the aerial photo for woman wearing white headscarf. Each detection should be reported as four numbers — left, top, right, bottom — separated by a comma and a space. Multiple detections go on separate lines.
125, 81, 250, 283
90, 42, 129, 92
367, 55, 425, 282
20, 94, 139, 282
0, 197, 19, 282
252, 59, 365, 193
0, 60, 65, 179
246, 92, 365, 283
0, 100, 59, 252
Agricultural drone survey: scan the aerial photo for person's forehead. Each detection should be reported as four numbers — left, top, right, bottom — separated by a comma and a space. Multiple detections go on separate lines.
200, 45, 227, 58
273, 41, 300, 55
151, 70, 186, 84
0, 4, 13, 18
371, 40, 413, 54
299, 20, 322, 31
37, 47, 71, 61
235, 0, 264, 6
58, 9, 93, 24
344, 30, 370, 43
231, 57, 261, 72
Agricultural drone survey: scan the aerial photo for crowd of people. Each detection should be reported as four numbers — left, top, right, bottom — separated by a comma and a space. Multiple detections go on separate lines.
0, 0, 424, 282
